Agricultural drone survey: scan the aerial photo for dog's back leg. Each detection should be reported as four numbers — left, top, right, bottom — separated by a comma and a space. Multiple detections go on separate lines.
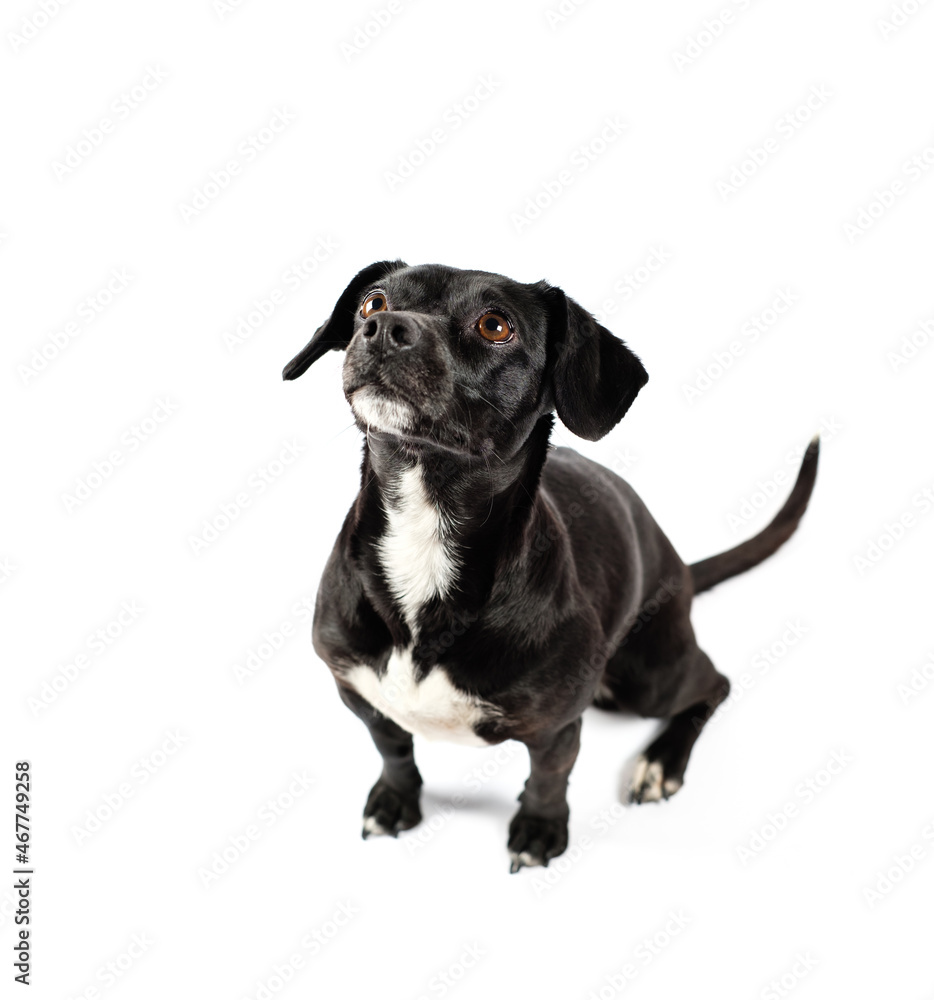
599, 587, 730, 802
627, 649, 729, 802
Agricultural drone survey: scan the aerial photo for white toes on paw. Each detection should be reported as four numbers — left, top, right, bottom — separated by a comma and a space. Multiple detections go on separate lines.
631, 756, 664, 802
662, 776, 683, 798
362, 815, 390, 837
629, 755, 681, 803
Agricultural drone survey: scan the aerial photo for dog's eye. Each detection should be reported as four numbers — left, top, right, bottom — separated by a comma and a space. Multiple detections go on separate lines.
361, 291, 388, 318
477, 312, 511, 343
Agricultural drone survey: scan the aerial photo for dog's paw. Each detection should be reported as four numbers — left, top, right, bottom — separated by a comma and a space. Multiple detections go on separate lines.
361, 780, 422, 839
628, 754, 683, 804
507, 810, 569, 873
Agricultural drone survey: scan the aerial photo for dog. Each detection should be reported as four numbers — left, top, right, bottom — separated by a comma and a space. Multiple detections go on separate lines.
283, 260, 818, 872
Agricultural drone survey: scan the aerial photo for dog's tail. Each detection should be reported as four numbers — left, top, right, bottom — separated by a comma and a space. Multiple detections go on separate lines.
690, 436, 819, 595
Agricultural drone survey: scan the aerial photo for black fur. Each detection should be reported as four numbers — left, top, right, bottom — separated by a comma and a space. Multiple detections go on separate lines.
283, 262, 818, 872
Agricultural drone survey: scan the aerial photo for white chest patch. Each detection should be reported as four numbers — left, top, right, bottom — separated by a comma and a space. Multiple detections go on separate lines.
377, 465, 460, 628
345, 648, 492, 747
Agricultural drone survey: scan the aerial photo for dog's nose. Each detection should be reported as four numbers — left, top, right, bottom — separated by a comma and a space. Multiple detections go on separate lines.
362, 312, 421, 350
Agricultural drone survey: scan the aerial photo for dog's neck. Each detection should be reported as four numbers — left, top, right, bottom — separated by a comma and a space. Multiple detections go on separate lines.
352, 415, 554, 643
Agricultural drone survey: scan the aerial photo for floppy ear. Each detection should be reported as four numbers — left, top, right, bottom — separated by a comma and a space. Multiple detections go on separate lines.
545, 286, 648, 441
282, 259, 406, 380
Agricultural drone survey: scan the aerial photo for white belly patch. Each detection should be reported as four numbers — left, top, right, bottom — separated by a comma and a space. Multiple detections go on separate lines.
345, 648, 492, 747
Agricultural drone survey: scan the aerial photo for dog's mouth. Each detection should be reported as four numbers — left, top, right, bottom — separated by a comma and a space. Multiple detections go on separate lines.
348, 383, 481, 456
349, 384, 417, 434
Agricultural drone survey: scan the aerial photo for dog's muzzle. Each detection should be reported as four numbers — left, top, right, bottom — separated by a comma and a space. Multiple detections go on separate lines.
344, 311, 461, 441
346, 312, 430, 433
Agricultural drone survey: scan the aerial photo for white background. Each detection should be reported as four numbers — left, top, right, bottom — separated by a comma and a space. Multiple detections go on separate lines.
3, 0, 933, 997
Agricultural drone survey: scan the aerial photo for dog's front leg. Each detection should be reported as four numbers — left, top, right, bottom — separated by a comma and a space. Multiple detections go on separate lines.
336, 683, 423, 839
508, 717, 582, 873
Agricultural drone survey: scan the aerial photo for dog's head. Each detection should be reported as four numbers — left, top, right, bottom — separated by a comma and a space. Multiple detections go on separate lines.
283, 261, 647, 456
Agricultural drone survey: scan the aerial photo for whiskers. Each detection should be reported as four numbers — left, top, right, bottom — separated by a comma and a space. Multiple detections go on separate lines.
360, 424, 407, 495
351, 382, 534, 529
452, 380, 520, 436
449, 380, 539, 511
479, 450, 495, 528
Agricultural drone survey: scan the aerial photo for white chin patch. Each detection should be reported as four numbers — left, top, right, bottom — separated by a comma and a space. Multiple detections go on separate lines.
351, 386, 415, 433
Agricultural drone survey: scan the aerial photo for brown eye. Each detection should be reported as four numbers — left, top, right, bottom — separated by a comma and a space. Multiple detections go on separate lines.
361, 291, 388, 318
477, 312, 511, 342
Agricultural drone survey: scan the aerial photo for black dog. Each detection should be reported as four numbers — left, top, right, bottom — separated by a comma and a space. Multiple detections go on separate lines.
283, 261, 818, 872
